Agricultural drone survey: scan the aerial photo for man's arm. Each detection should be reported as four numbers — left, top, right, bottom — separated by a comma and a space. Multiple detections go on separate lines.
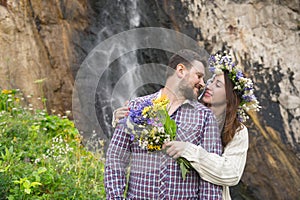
104, 124, 131, 199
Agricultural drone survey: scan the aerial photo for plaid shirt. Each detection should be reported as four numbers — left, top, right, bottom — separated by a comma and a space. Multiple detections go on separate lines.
105, 91, 222, 199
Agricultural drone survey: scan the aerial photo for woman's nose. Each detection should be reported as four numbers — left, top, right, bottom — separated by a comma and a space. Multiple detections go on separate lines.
206, 82, 212, 90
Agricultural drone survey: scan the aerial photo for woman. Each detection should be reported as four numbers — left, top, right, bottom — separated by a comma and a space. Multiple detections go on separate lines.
112, 51, 260, 200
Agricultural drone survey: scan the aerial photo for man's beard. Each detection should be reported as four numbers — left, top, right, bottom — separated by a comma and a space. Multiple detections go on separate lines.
178, 78, 197, 100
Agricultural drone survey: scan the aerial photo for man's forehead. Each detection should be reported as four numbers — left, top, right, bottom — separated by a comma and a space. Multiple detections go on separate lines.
191, 60, 205, 74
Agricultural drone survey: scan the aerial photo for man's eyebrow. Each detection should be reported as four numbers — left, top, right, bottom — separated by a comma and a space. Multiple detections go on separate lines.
196, 72, 204, 76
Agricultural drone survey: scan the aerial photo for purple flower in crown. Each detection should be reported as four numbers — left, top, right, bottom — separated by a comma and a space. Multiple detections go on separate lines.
242, 94, 255, 102
236, 70, 244, 79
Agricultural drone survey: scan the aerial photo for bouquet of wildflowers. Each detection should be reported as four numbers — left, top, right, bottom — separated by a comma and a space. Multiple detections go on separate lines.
125, 95, 192, 180
125, 95, 176, 151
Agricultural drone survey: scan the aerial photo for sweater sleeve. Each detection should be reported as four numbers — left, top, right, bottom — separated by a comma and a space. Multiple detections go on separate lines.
181, 125, 249, 186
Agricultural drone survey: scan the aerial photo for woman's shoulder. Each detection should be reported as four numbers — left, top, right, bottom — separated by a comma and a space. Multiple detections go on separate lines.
234, 124, 249, 140
225, 124, 249, 150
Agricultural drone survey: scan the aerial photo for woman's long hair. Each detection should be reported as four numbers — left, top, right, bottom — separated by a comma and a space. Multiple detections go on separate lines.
222, 71, 243, 147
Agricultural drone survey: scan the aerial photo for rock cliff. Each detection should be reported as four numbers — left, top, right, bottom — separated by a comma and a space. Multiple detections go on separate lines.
0, 0, 299, 199
182, 0, 300, 198
0, 0, 90, 112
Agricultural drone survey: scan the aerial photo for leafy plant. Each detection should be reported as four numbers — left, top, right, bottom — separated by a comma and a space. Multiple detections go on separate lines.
0, 89, 106, 199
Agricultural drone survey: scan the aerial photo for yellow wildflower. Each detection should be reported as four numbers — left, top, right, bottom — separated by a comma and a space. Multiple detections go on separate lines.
152, 94, 169, 107
147, 144, 161, 151
2, 89, 12, 94
142, 106, 151, 116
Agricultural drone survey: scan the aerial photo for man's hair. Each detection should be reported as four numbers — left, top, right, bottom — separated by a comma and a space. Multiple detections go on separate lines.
166, 49, 207, 78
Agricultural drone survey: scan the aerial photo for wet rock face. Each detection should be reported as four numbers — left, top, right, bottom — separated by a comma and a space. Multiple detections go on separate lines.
182, 0, 300, 199
0, 0, 90, 112
0, 0, 300, 199
182, 0, 300, 147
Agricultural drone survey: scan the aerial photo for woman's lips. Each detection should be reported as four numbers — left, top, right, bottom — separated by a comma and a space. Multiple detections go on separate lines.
203, 91, 212, 97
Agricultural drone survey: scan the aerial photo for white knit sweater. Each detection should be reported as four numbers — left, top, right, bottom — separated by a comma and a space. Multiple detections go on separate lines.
182, 125, 249, 200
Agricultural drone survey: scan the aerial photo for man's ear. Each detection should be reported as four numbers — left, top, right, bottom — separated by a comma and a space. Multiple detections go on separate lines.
175, 63, 186, 78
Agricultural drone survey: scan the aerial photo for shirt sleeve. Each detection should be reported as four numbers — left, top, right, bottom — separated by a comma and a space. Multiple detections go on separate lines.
104, 123, 131, 199
182, 125, 249, 186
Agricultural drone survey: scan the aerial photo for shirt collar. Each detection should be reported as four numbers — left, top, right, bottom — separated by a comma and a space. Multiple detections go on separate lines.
158, 89, 196, 108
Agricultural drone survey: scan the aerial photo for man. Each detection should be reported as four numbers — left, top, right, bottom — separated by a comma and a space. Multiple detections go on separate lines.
105, 49, 222, 199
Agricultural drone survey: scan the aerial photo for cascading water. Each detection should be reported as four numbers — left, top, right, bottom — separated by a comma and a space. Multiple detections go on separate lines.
73, 0, 168, 141
73, 0, 207, 143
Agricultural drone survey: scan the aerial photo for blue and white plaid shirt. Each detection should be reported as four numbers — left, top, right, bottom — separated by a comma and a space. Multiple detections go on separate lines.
105, 91, 222, 199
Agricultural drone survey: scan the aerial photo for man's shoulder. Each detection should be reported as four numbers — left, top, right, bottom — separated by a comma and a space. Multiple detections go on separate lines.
129, 92, 159, 107
188, 100, 213, 114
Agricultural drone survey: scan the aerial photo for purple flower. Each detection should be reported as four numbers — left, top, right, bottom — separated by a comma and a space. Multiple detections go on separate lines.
129, 99, 153, 125
209, 55, 216, 63
242, 94, 255, 102
130, 134, 135, 141
209, 66, 216, 73
147, 118, 154, 125
236, 70, 244, 79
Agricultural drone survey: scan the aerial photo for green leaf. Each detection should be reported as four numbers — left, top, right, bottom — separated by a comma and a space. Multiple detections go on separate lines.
177, 157, 193, 180
180, 161, 189, 180
163, 110, 177, 140
13, 180, 21, 184
23, 180, 31, 189
31, 182, 42, 187
24, 188, 31, 194
38, 167, 47, 174
7, 195, 14, 200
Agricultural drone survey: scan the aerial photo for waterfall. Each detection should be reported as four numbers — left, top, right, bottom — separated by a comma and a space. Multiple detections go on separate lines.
72, 0, 207, 142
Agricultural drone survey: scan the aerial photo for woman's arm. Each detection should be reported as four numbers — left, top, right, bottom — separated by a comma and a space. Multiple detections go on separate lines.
164, 125, 248, 186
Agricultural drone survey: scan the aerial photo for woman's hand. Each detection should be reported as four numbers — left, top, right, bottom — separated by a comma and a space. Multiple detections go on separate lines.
112, 101, 129, 127
162, 141, 188, 159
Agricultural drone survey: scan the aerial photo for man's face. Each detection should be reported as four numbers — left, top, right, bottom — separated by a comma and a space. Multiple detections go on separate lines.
179, 60, 205, 100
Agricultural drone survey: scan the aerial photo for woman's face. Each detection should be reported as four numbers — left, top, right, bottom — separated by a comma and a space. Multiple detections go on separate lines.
202, 74, 226, 106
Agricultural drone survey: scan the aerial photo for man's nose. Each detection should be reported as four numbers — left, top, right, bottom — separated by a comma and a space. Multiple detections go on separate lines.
199, 78, 205, 88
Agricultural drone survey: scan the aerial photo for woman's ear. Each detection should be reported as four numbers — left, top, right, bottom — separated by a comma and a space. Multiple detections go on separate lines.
175, 63, 186, 78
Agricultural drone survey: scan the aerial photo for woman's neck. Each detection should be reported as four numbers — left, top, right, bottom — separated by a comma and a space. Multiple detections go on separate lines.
211, 105, 226, 130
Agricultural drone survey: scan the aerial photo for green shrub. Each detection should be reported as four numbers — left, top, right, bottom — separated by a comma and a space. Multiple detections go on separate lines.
0, 89, 106, 199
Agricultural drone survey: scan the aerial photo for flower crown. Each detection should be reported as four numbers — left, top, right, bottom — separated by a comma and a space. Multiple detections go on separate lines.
208, 51, 261, 122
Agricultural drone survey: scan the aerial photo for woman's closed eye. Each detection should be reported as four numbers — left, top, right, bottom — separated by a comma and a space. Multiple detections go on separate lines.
216, 80, 224, 88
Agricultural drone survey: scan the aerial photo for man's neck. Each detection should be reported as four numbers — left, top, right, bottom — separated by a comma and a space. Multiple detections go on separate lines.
161, 87, 186, 115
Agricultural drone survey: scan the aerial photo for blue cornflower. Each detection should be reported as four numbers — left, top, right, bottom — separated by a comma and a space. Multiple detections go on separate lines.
129, 99, 153, 125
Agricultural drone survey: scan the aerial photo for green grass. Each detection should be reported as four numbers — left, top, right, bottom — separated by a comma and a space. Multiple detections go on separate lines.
0, 89, 106, 199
